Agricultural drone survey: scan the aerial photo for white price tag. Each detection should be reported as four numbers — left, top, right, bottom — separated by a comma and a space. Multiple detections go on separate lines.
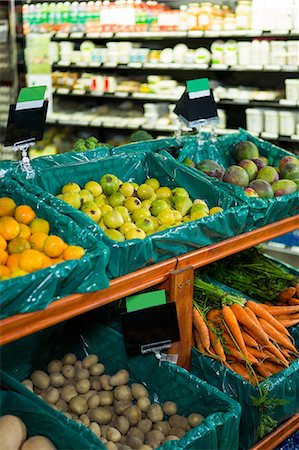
211, 64, 228, 70
86, 32, 101, 38
56, 88, 70, 95
115, 92, 129, 97
72, 89, 86, 95
77, 61, 87, 67
272, 29, 289, 35
105, 62, 118, 68
70, 32, 84, 39
88, 62, 101, 67
283, 66, 299, 72
101, 32, 114, 38
188, 31, 204, 37
55, 32, 69, 39
57, 61, 70, 67
279, 99, 297, 106
248, 65, 263, 71
264, 65, 281, 71
128, 63, 142, 68
291, 134, 299, 142
261, 132, 279, 140
247, 29, 262, 36
231, 65, 246, 71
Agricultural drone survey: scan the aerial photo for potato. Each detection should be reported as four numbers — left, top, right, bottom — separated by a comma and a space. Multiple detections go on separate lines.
90, 363, 105, 376
0, 415, 27, 450
105, 442, 118, 450
106, 427, 121, 443
153, 421, 170, 435
119, 435, 128, 445
47, 359, 63, 374
109, 370, 129, 387
31, 370, 50, 390
168, 427, 185, 438
162, 401, 177, 417
137, 397, 151, 413
169, 415, 190, 431
139, 446, 153, 450
137, 418, 152, 434
147, 404, 163, 423
100, 438, 107, 444
74, 361, 82, 370
164, 435, 179, 441
21, 436, 56, 450
123, 405, 142, 426
114, 400, 131, 415
56, 399, 68, 412
82, 354, 99, 369
84, 390, 97, 400
100, 424, 108, 439
131, 383, 148, 400
61, 385, 77, 403
80, 414, 90, 427
87, 394, 100, 409
127, 436, 144, 450
90, 377, 102, 391
89, 407, 112, 425
89, 422, 101, 439
115, 416, 130, 435
98, 391, 114, 407
114, 386, 132, 402
75, 379, 90, 394
127, 427, 145, 442
62, 353, 77, 365
100, 375, 113, 391
69, 396, 88, 415
76, 368, 90, 381
188, 413, 204, 428
49, 373, 65, 388
145, 430, 165, 448
21, 379, 34, 392
61, 364, 75, 380
44, 387, 60, 405
63, 412, 72, 419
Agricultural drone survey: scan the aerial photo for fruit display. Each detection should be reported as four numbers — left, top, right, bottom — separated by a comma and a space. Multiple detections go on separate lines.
0, 197, 85, 281
22, 353, 206, 449
0, 415, 57, 450
56, 175, 224, 242
184, 141, 299, 198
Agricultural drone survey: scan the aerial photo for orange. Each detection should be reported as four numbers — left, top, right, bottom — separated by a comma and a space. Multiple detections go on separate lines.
10, 269, 28, 278
19, 249, 44, 273
14, 204, 36, 225
50, 257, 64, 265
0, 249, 8, 265
29, 218, 50, 234
42, 254, 52, 268
0, 217, 20, 241
0, 235, 7, 250
7, 254, 21, 271
43, 235, 65, 258
18, 224, 31, 240
0, 265, 10, 279
63, 245, 85, 260
29, 232, 48, 251
0, 197, 16, 217
8, 237, 31, 255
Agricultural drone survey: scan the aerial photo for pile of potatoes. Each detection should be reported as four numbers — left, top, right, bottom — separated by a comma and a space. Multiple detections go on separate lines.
0, 414, 56, 450
21, 353, 204, 450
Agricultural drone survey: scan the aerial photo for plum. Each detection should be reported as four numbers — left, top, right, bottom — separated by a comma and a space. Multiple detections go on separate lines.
196, 159, 225, 181
256, 166, 279, 184
223, 165, 249, 188
233, 141, 259, 162
272, 179, 297, 196
238, 159, 258, 181
249, 180, 274, 199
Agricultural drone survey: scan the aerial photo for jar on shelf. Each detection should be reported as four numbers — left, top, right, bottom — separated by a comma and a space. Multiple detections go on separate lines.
187, 3, 199, 30
236, 1, 252, 30
198, 2, 213, 31
211, 5, 223, 31
223, 13, 236, 31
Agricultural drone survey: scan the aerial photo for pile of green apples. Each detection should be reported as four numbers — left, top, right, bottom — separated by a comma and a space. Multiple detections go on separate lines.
56, 174, 223, 241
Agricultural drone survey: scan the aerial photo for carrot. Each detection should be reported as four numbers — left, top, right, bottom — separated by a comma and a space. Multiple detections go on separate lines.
241, 330, 259, 348
275, 313, 299, 320
193, 308, 210, 351
244, 306, 261, 326
222, 306, 248, 357
194, 330, 205, 353
261, 305, 299, 315
208, 327, 226, 362
254, 363, 273, 378
226, 345, 258, 365
207, 309, 222, 326
278, 287, 296, 302
246, 300, 290, 336
279, 319, 299, 328
288, 298, 299, 306
222, 332, 236, 348
258, 318, 298, 354
247, 347, 269, 361
225, 361, 252, 383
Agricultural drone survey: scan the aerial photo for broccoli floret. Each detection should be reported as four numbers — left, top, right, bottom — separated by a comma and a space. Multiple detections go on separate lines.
130, 130, 153, 142
73, 138, 87, 152
85, 136, 99, 150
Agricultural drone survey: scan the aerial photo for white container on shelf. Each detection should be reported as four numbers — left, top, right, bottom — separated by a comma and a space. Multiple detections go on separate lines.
237, 42, 252, 65
224, 40, 238, 66
259, 40, 270, 66
279, 111, 296, 136
246, 108, 264, 134
270, 52, 287, 66
211, 40, 225, 65
293, 0, 299, 31
287, 53, 299, 66
285, 79, 299, 101
264, 110, 279, 134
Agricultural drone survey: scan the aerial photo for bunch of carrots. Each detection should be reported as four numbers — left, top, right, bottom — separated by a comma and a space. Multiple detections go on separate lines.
193, 278, 299, 385
275, 286, 299, 311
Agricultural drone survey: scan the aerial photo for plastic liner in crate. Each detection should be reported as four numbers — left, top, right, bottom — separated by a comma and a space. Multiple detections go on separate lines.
177, 129, 299, 228
0, 178, 110, 319
190, 258, 299, 449
1, 318, 241, 450
16, 150, 249, 280
0, 373, 103, 450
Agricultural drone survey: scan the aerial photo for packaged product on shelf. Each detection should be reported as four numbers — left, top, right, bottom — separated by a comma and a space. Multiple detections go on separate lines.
0, 178, 109, 319
14, 150, 249, 279
191, 253, 299, 449
0, 320, 241, 450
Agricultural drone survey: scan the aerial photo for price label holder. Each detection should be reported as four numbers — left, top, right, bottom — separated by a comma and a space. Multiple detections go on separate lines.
4, 86, 48, 179
121, 290, 180, 362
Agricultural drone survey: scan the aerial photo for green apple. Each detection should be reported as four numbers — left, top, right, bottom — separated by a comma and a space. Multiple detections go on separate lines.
156, 186, 172, 200
109, 192, 126, 207
174, 197, 192, 217
135, 217, 156, 234
132, 207, 150, 223
172, 187, 189, 198
125, 228, 146, 240
103, 210, 124, 229
150, 199, 168, 217
62, 182, 81, 194
137, 183, 155, 200
105, 229, 125, 242
157, 209, 175, 225
119, 182, 134, 198
124, 197, 142, 212
101, 204, 113, 215
114, 206, 130, 222
100, 174, 120, 196
81, 201, 102, 222
94, 194, 108, 207
61, 193, 81, 209
119, 222, 137, 235
190, 203, 209, 216
85, 181, 103, 197
79, 189, 94, 204
145, 178, 160, 191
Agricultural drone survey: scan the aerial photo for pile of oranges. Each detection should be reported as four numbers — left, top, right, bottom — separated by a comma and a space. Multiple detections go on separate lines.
0, 197, 85, 281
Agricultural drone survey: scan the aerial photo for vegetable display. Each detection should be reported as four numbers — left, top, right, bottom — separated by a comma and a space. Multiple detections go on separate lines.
0, 197, 85, 281
72, 136, 109, 152
22, 353, 206, 450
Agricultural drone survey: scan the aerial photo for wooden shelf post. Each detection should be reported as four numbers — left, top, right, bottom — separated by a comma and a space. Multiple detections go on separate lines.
168, 266, 194, 370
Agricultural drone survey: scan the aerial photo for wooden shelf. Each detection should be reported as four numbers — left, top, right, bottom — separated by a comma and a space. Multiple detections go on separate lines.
250, 413, 299, 450
1, 215, 298, 354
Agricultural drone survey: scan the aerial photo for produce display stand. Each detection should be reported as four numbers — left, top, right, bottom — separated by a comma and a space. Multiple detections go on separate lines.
250, 413, 299, 450
1, 214, 298, 371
